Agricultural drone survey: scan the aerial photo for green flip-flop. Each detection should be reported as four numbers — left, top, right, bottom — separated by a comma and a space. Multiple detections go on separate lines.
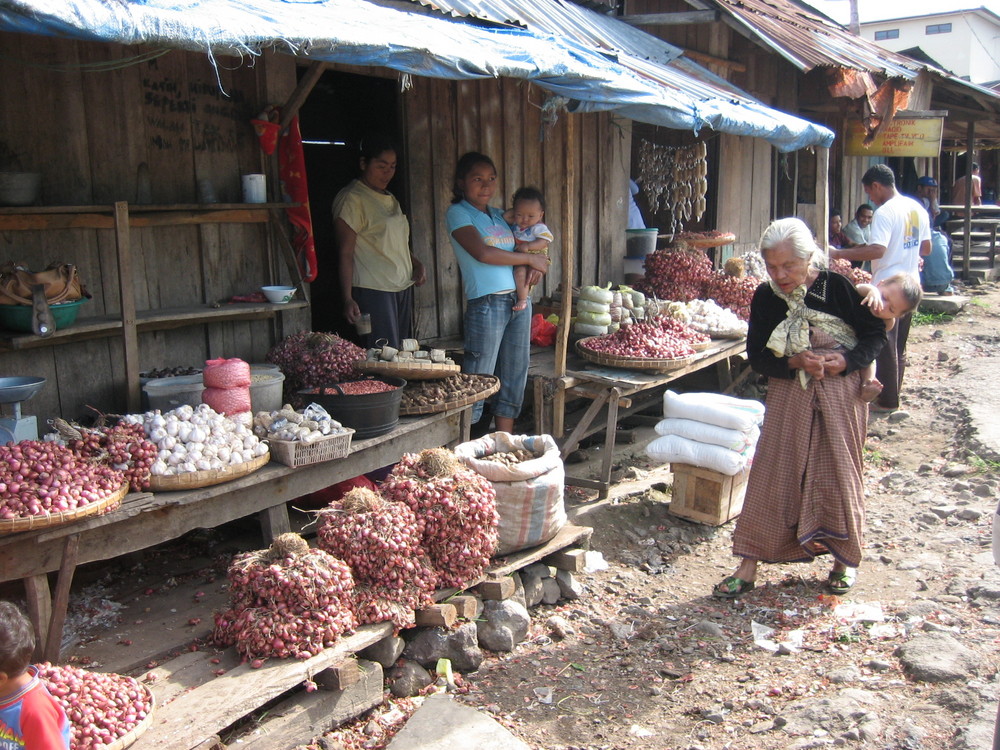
826, 567, 857, 594
713, 575, 755, 599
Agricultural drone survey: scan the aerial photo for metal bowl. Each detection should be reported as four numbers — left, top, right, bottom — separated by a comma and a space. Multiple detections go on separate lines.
0, 376, 46, 404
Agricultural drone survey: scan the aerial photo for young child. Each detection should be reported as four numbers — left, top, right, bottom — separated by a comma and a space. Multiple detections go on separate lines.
0, 601, 70, 749
856, 272, 923, 402
505, 187, 554, 312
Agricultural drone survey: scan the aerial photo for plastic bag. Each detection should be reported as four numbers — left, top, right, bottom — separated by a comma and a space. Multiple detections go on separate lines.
531, 313, 558, 347
204, 358, 251, 388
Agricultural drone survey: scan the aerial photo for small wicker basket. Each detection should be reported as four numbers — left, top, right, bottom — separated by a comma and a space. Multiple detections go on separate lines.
268, 429, 355, 467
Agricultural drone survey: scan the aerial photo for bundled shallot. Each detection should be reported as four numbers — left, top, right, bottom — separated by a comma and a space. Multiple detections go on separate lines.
317, 486, 438, 631
38, 663, 153, 750
639, 247, 714, 302
703, 271, 759, 321
213, 533, 356, 661
829, 256, 873, 285
47, 419, 156, 492
380, 448, 499, 589
266, 331, 365, 400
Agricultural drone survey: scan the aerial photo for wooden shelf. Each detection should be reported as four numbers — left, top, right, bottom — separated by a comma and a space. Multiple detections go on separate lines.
0, 203, 294, 231
0, 301, 308, 351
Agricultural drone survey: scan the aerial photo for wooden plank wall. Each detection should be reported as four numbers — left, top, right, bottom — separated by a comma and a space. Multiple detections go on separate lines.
403, 77, 629, 340
0, 35, 306, 425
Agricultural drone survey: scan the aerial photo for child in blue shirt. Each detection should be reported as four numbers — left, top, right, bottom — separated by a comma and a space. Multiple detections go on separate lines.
0, 602, 69, 749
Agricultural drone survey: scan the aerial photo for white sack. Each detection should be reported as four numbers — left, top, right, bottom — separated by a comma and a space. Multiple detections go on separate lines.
662, 390, 765, 432
654, 417, 759, 452
646, 433, 749, 475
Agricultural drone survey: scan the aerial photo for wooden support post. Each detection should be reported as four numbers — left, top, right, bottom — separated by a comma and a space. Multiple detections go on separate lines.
597, 386, 622, 499
43, 534, 80, 662
268, 210, 308, 292
543, 547, 586, 573
314, 659, 362, 691
24, 574, 51, 663
815, 147, 830, 250
963, 122, 976, 279
559, 388, 611, 459
476, 577, 515, 601
414, 603, 458, 628
279, 61, 328, 130
114, 202, 141, 413
259, 504, 291, 545
551, 115, 576, 439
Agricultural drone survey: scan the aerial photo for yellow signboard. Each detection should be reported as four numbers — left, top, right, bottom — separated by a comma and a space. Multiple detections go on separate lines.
845, 117, 944, 157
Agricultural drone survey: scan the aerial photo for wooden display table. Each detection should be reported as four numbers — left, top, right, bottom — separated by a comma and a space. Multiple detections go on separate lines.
0, 408, 472, 662
550, 337, 747, 498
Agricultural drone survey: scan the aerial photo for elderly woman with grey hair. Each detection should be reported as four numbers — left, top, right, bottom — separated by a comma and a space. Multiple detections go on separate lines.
713, 218, 887, 599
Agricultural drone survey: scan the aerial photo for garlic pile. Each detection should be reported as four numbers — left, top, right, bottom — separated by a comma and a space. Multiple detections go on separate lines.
665, 299, 748, 337
253, 403, 348, 443
365, 339, 454, 365
131, 404, 269, 476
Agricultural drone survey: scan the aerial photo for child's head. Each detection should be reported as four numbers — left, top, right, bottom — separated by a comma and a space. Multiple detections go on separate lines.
874, 273, 923, 320
0, 602, 34, 681
512, 186, 545, 230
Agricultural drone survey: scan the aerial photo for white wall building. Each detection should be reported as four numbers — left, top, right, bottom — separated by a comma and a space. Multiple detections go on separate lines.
860, 7, 1000, 85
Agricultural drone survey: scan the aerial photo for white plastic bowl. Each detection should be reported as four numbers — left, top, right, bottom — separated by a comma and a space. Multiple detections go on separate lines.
261, 285, 297, 304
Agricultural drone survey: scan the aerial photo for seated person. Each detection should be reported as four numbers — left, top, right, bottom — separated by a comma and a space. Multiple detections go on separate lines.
916, 176, 949, 229
828, 210, 854, 249
843, 204, 873, 246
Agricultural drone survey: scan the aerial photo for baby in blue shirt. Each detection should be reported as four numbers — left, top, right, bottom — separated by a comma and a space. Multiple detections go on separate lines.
505, 187, 554, 311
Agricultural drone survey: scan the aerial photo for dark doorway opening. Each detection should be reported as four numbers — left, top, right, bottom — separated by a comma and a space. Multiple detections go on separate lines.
297, 69, 403, 339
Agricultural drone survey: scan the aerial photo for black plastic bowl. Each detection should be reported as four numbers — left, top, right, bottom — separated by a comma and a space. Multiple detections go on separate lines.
299, 376, 406, 439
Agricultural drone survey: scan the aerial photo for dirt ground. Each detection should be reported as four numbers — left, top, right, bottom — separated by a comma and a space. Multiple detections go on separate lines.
43, 280, 1000, 750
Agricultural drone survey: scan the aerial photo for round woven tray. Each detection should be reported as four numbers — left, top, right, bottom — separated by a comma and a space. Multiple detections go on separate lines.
690, 339, 712, 352
670, 232, 736, 249
576, 338, 700, 373
399, 376, 501, 415
103, 684, 155, 750
0, 482, 128, 536
148, 452, 270, 492
354, 358, 460, 380
705, 329, 747, 340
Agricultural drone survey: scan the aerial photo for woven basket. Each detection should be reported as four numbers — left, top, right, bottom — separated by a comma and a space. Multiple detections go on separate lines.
669, 232, 736, 249
268, 429, 354, 467
102, 685, 155, 750
575, 338, 699, 373
354, 358, 460, 380
399, 376, 500, 415
148, 452, 269, 492
0, 482, 128, 536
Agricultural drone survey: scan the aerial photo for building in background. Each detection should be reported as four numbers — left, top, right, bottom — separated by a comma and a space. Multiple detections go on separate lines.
861, 7, 1000, 86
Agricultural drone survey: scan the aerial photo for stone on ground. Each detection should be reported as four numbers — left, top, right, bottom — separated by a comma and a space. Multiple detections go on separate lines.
896, 633, 977, 682
476, 599, 530, 652
386, 693, 530, 750
402, 623, 483, 672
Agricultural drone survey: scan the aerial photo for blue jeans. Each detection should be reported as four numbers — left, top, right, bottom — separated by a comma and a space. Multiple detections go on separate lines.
464, 292, 531, 422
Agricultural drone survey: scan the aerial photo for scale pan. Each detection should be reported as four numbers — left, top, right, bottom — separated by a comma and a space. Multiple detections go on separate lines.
0, 377, 46, 405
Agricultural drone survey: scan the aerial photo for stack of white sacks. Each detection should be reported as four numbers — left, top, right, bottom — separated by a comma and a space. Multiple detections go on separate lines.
646, 390, 765, 475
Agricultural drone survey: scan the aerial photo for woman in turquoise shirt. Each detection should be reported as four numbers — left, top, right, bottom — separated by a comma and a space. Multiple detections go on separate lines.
446, 152, 550, 433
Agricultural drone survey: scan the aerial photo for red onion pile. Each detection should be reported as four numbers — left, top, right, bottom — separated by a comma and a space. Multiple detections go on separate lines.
829, 257, 873, 285
38, 663, 153, 750
703, 272, 759, 321
266, 331, 365, 399
317, 487, 438, 631
0, 441, 124, 519
381, 448, 499, 589
640, 248, 714, 302
66, 422, 156, 492
329, 380, 398, 395
579, 319, 697, 360
213, 533, 356, 661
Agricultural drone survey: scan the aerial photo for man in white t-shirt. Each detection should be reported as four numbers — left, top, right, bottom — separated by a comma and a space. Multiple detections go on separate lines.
830, 164, 931, 412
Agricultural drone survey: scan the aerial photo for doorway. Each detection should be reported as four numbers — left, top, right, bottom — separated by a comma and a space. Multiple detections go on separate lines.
297, 68, 404, 338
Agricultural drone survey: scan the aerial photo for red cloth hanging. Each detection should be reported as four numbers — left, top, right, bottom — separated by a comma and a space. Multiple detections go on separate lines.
252, 108, 318, 282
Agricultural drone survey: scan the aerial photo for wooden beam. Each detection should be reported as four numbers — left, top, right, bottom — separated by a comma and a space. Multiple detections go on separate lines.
43, 534, 80, 662
114, 202, 141, 413
815, 146, 830, 249
682, 49, 747, 73
620, 10, 719, 25
279, 61, 327, 130
962, 121, 976, 279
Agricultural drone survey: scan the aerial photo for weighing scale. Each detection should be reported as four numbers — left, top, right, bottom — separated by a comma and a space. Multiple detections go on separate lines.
0, 376, 46, 444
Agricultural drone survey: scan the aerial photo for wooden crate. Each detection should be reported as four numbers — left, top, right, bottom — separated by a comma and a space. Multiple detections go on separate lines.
668, 463, 750, 526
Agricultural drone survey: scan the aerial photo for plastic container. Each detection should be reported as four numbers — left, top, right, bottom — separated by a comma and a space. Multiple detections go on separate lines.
299, 376, 406, 439
625, 228, 658, 259
143, 375, 205, 412
0, 172, 41, 206
250, 368, 285, 414
0, 298, 87, 333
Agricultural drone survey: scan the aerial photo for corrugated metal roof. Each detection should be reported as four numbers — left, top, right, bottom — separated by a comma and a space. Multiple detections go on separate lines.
709, 0, 922, 78
412, 0, 686, 67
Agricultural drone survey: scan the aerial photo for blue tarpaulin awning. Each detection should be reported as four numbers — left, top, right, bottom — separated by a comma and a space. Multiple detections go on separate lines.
0, 0, 834, 152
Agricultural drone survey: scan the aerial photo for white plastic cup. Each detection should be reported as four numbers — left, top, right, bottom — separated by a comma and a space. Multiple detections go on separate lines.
241, 174, 267, 203
356, 313, 372, 335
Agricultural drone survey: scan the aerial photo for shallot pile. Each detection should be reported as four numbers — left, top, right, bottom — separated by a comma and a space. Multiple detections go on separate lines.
0, 441, 124, 519
128, 404, 269, 476
47, 420, 156, 492
829, 256, 873, 285
640, 248, 713, 302
579, 318, 702, 360
38, 663, 152, 750
703, 271, 758, 321
266, 331, 365, 400
317, 487, 437, 630
381, 448, 499, 589
213, 533, 356, 661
